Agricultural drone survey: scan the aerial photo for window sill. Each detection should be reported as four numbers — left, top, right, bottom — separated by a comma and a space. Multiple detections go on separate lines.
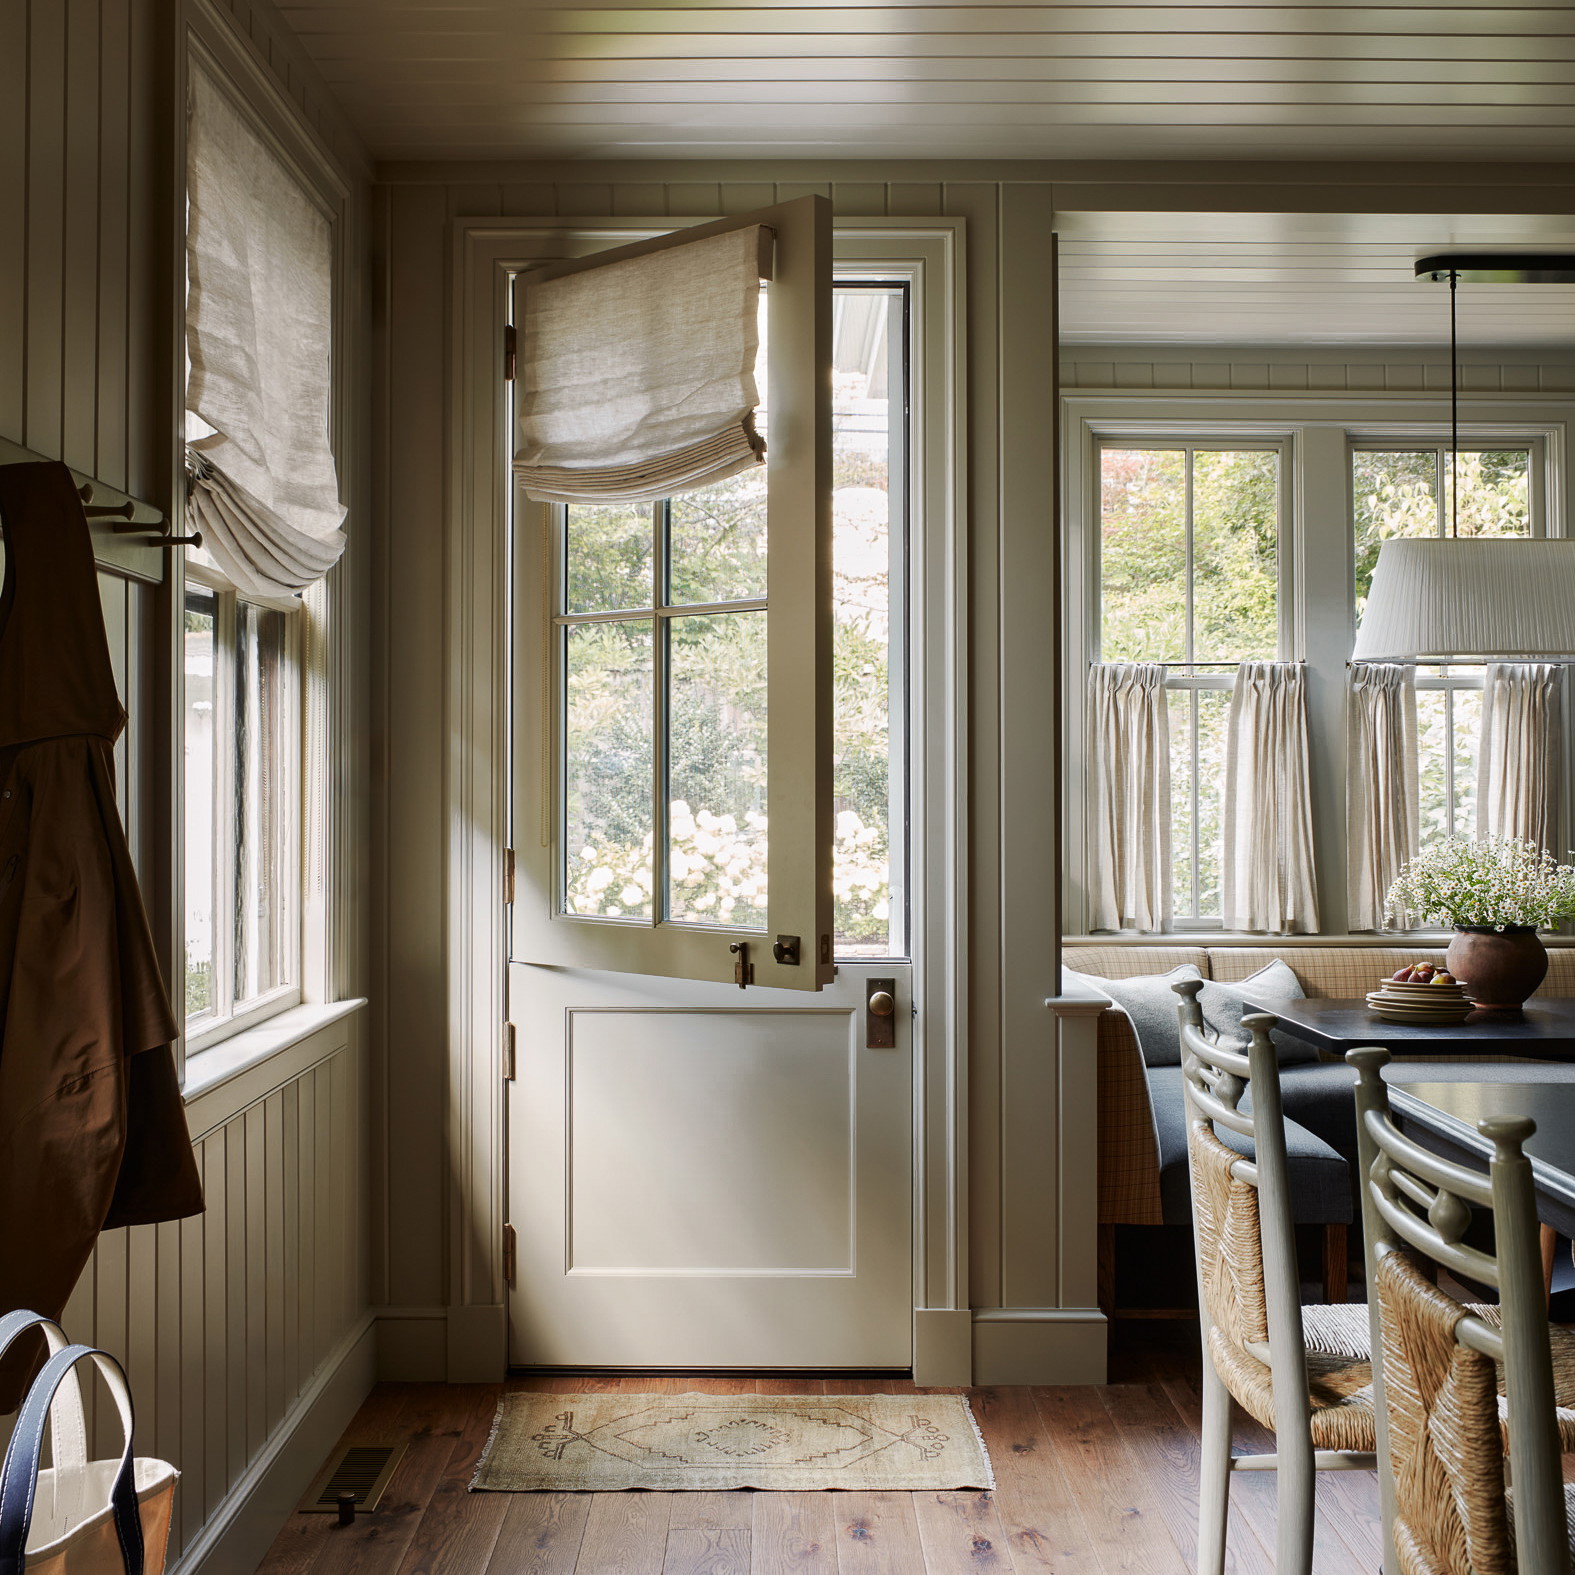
182, 998, 366, 1104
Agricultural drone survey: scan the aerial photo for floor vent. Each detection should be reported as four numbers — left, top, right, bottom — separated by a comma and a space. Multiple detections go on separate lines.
298, 1442, 407, 1514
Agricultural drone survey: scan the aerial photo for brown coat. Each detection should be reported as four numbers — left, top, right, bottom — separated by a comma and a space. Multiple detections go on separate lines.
0, 462, 203, 1406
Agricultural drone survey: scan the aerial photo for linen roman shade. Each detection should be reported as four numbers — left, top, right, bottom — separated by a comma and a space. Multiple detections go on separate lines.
515, 225, 769, 505
184, 65, 346, 599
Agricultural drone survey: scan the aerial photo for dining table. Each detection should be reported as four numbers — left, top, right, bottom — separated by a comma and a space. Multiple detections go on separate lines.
1235, 994, 1575, 1061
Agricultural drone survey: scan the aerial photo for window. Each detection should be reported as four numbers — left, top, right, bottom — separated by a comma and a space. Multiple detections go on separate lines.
1098, 441, 1283, 923
1352, 443, 1534, 847
183, 578, 300, 1037
553, 282, 909, 958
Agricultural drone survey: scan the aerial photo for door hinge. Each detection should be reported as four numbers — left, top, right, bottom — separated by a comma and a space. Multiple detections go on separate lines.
504, 846, 516, 905
503, 1021, 517, 1081
503, 323, 517, 382
502, 1223, 517, 1287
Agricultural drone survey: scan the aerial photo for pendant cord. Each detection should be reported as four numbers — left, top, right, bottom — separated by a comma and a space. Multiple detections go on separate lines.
1450, 268, 1459, 537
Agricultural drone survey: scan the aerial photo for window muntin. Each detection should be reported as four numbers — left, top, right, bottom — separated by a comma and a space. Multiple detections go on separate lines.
183, 579, 301, 1039
1098, 441, 1283, 926
553, 282, 909, 957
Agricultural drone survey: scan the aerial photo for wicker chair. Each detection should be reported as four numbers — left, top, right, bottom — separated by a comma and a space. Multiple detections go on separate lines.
1174, 978, 1377, 1575
1350, 1046, 1573, 1575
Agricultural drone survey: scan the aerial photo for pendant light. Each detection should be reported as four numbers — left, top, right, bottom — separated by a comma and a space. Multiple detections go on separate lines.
1351, 252, 1575, 662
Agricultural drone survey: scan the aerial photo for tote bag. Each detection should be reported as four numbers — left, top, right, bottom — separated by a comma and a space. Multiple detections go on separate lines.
0, 1311, 177, 1575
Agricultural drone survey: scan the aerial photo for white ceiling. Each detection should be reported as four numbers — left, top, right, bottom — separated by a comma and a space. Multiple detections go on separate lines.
279, 1, 1575, 164
276, 1, 1575, 345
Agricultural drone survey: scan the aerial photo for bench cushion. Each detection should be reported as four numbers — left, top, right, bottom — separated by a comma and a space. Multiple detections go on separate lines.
1148, 1066, 1353, 1226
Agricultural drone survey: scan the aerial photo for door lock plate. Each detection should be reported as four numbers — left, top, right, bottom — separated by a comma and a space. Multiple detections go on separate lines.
865, 978, 897, 1048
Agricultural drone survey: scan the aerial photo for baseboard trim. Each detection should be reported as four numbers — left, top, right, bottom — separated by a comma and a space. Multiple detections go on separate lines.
170, 1313, 376, 1575
971, 1307, 1108, 1385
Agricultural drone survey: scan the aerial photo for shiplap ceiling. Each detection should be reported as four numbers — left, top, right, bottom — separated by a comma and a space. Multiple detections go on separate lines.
279, 1, 1575, 163
1056, 212, 1575, 345
277, 0, 1575, 344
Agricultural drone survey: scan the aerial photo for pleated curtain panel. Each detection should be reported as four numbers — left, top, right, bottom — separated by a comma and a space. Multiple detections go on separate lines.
514, 226, 768, 505
1478, 662, 1564, 850
1221, 661, 1320, 933
184, 67, 346, 599
1086, 663, 1171, 932
1346, 663, 1419, 931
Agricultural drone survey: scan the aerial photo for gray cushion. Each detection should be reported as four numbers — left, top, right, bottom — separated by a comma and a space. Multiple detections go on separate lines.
1064, 963, 1201, 1067
1245, 1061, 1360, 1168
1198, 959, 1319, 1067
1147, 1066, 1353, 1226
1067, 958, 1313, 1068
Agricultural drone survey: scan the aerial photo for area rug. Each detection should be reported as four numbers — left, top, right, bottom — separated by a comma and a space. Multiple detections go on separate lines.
470, 1392, 995, 1492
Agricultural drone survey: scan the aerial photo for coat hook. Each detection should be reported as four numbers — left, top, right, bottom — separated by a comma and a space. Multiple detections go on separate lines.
84, 500, 137, 520
78, 483, 94, 503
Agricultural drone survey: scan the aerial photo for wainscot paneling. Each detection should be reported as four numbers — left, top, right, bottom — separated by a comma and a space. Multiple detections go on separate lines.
59, 1012, 371, 1571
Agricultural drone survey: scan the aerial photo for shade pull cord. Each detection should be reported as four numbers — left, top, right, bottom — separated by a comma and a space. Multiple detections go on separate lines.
1450, 268, 1459, 537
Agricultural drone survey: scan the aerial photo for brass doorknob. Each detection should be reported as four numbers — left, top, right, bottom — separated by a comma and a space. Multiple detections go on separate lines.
868, 990, 896, 1017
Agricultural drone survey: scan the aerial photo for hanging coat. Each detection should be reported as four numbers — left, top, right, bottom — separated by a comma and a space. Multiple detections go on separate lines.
0, 462, 204, 1408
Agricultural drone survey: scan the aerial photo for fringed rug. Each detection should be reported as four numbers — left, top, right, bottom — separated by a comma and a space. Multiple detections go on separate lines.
470, 1392, 994, 1492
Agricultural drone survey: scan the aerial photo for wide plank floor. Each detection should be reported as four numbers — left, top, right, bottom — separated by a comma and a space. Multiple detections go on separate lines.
253, 1329, 1382, 1575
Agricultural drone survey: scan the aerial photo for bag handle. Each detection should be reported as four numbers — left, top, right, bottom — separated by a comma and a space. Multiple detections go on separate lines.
0, 1314, 87, 1528
0, 1345, 142, 1575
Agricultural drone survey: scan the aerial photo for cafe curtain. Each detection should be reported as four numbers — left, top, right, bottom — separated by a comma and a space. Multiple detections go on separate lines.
1221, 662, 1320, 933
1086, 663, 1171, 932
514, 225, 768, 505
1478, 662, 1564, 850
184, 65, 346, 599
1347, 662, 1418, 930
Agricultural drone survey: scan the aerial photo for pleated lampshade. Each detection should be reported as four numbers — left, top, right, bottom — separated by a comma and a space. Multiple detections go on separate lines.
1352, 538, 1575, 660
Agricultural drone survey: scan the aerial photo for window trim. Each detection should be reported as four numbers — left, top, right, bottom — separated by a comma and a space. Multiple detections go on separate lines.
1063, 394, 1574, 939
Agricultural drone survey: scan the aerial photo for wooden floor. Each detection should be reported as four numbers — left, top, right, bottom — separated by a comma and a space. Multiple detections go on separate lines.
253, 1328, 1383, 1575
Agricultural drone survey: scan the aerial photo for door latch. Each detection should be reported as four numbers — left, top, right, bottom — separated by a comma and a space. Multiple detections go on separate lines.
730, 941, 754, 989
866, 978, 897, 1048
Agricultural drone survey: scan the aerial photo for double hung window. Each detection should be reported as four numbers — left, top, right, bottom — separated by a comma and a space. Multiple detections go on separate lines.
1096, 440, 1284, 924
1353, 443, 1535, 847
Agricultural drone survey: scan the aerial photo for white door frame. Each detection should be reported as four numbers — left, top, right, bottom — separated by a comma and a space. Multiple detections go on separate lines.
441, 214, 971, 1384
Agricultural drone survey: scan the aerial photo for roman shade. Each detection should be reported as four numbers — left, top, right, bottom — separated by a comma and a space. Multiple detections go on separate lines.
514, 225, 769, 505
184, 65, 346, 599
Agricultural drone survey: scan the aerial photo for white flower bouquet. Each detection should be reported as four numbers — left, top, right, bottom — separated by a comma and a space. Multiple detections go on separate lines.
1385, 835, 1575, 931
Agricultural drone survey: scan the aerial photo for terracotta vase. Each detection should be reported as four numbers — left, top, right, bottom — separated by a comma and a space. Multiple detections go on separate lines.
1444, 926, 1549, 1013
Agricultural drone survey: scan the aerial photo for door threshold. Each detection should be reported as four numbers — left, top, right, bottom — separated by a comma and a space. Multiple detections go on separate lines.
508, 1365, 914, 1379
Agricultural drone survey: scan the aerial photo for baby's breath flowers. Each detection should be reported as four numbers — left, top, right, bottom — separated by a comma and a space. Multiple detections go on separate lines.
1385, 835, 1575, 932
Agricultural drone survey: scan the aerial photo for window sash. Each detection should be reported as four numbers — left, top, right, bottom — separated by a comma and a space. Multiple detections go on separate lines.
184, 565, 303, 1053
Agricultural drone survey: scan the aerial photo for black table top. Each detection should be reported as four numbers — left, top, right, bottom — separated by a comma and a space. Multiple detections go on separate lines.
1386, 1073, 1575, 1226
1239, 994, 1575, 1057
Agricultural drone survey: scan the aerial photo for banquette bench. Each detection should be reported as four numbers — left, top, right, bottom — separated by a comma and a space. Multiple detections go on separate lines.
1064, 943, 1575, 1317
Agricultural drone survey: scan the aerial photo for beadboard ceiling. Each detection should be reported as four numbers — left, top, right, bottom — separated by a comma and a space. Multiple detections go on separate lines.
277, 1, 1575, 344
280, 1, 1575, 163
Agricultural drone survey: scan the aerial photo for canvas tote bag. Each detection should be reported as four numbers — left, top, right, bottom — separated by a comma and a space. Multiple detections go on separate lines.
0, 1311, 177, 1575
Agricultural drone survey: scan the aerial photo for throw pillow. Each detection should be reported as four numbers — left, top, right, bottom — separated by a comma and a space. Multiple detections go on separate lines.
1062, 963, 1203, 1068
1199, 959, 1317, 1065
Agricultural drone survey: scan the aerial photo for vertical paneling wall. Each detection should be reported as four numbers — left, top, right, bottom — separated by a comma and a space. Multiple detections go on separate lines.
60, 1026, 367, 1564
6, 0, 374, 1566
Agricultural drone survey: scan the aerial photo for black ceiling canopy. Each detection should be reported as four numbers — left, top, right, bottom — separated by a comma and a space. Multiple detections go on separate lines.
1415, 252, 1575, 284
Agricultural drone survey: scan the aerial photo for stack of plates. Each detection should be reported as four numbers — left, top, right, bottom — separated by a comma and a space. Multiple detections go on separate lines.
1366, 978, 1474, 1025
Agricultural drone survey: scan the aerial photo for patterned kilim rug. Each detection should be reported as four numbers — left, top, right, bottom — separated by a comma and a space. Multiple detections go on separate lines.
470, 1392, 995, 1492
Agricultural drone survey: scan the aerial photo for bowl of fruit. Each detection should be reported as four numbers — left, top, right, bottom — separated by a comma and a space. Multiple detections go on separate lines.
1366, 961, 1473, 1024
